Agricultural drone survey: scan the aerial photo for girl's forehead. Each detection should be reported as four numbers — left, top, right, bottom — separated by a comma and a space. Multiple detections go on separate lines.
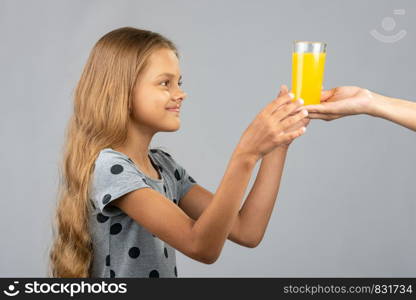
145, 49, 180, 77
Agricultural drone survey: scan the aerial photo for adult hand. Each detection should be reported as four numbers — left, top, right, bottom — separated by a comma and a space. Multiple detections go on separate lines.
303, 86, 374, 121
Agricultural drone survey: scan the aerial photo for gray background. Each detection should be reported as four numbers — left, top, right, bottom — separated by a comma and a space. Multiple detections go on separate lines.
1, 0, 415, 277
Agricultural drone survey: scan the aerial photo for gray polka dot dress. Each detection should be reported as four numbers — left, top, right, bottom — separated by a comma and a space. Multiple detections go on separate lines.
88, 148, 197, 278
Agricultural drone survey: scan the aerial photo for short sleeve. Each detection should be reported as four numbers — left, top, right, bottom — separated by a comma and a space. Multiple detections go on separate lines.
160, 151, 197, 203
178, 166, 197, 202
90, 151, 152, 217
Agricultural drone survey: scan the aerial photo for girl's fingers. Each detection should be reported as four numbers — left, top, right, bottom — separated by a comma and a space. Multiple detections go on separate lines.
280, 108, 308, 130
280, 105, 310, 125
274, 95, 295, 112
267, 92, 295, 115
292, 105, 305, 115
285, 117, 310, 131
278, 126, 306, 144
267, 93, 294, 115
273, 98, 304, 121
278, 84, 289, 97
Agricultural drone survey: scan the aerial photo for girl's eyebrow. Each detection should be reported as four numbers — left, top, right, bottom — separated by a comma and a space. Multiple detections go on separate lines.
156, 73, 182, 80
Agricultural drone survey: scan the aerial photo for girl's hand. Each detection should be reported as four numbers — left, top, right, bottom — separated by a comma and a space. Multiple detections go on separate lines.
303, 86, 374, 121
236, 85, 308, 162
278, 85, 310, 146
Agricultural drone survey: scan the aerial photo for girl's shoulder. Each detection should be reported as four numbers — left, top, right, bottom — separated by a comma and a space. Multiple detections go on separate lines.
149, 147, 178, 172
150, 147, 174, 161
94, 147, 183, 175
149, 147, 192, 178
94, 148, 132, 168
98, 147, 172, 161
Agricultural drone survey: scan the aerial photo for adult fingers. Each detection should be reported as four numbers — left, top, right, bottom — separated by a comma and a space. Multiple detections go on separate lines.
307, 112, 342, 121
304, 101, 345, 114
321, 88, 336, 102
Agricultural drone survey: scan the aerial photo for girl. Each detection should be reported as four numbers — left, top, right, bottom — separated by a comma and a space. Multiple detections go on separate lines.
48, 26, 309, 278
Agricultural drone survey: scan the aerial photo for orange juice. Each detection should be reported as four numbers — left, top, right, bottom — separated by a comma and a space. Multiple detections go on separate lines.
291, 52, 326, 105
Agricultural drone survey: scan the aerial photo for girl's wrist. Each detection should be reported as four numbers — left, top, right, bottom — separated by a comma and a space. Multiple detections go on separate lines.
264, 144, 288, 157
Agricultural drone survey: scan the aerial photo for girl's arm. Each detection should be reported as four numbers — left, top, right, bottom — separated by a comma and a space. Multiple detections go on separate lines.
114, 91, 306, 264
237, 146, 288, 247
191, 149, 258, 262
113, 149, 258, 265
180, 85, 306, 251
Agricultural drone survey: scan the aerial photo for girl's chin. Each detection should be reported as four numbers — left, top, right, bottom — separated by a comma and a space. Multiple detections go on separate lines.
163, 119, 180, 132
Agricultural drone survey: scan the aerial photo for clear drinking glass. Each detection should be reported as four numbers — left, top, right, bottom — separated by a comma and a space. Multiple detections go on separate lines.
291, 41, 327, 105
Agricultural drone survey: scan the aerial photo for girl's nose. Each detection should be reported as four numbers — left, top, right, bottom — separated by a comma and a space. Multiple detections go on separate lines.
175, 89, 187, 102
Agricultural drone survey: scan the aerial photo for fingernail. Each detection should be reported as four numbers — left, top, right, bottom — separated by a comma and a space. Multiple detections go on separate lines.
298, 98, 304, 105
302, 109, 308, 116
288, 93, 294, 99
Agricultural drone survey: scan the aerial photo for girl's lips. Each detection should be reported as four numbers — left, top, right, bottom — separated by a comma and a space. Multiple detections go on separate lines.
166, 108, 180, 112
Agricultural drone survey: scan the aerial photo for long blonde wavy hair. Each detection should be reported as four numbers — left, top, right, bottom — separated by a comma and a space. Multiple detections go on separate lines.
48, 27, 178, 277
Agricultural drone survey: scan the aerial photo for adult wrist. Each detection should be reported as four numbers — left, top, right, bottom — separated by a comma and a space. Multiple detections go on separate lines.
365, 90, 389, 118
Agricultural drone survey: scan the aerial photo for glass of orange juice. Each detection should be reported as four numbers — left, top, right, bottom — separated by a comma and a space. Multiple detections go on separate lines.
291, 41, 327, 105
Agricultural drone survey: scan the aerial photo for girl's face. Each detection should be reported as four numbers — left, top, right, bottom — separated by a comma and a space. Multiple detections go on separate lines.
131, 48, 187, 133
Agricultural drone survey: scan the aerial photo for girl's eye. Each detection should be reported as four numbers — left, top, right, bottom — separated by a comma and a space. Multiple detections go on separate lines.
161, 80, 183, 87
